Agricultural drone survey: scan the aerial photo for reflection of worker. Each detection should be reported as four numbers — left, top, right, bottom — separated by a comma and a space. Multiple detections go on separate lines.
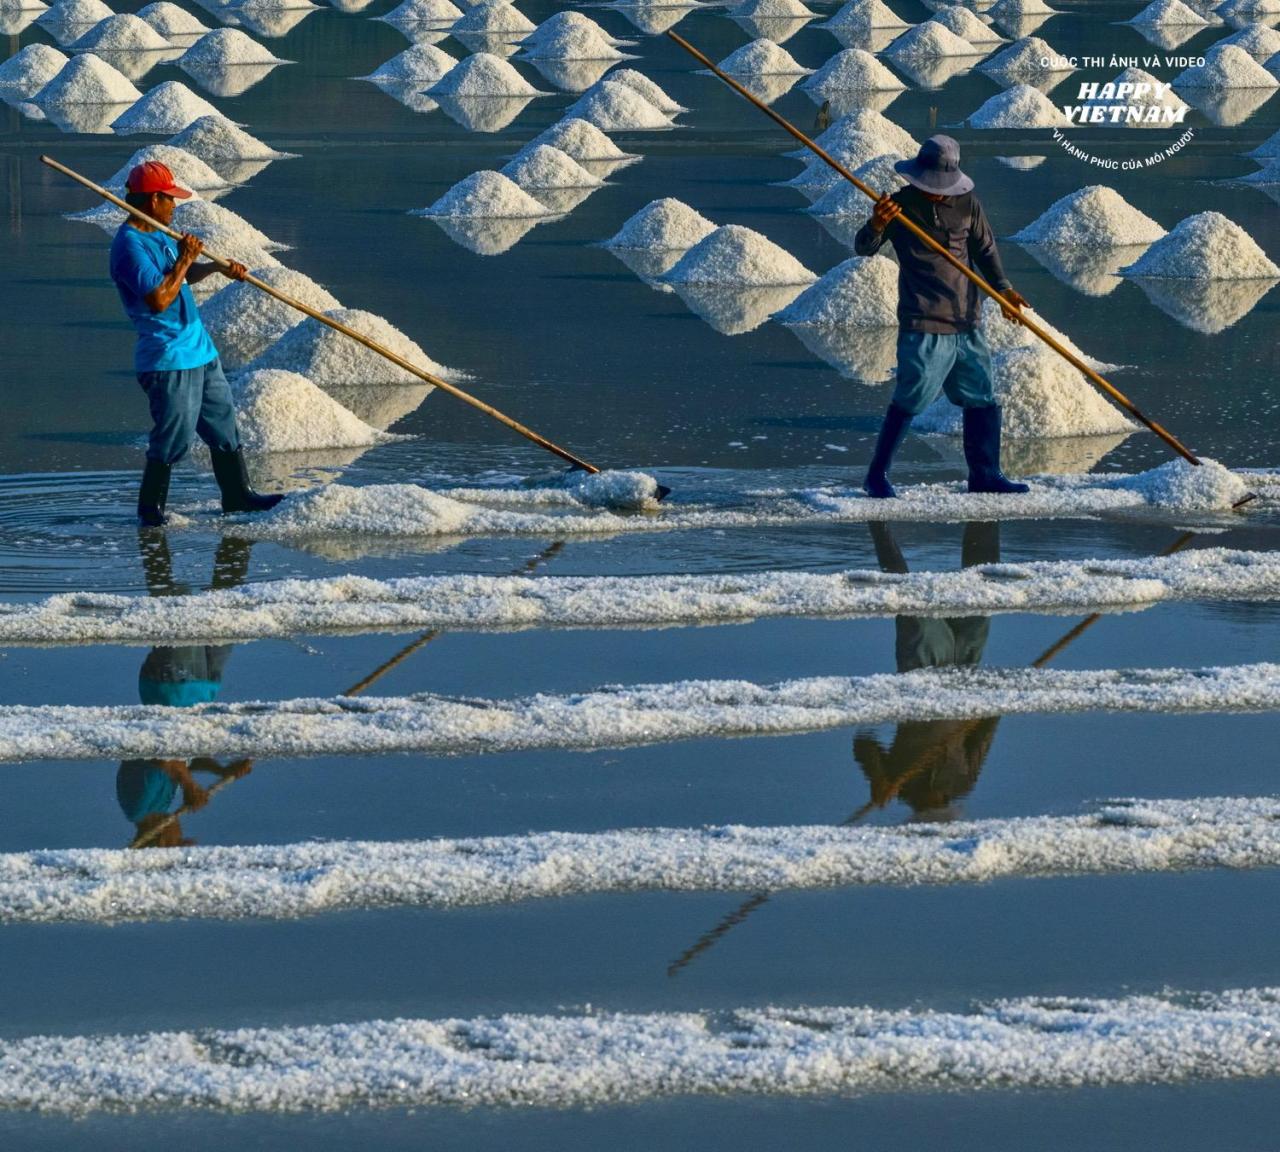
853, 521, 1001, 821
119, 534, 254, 846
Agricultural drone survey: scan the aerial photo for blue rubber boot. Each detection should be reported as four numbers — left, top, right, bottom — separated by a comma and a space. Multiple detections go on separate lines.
963, 405, 1029, 494
863, 404, 913, 499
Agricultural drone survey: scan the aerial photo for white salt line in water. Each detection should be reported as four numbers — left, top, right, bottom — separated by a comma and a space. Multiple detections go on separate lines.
2, 661, 1279, 762
7, 796, 1280, 924
6, 986, 1280, 1113
1, 544, 1277, 645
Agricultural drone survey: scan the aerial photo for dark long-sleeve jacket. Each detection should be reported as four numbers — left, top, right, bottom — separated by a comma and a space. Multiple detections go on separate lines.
854, 186, 1012, 334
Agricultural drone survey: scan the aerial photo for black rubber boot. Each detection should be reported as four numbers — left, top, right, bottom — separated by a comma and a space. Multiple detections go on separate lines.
137, 459, 171, 527
210, 447, 284, 515
962, 406, 1029, 495
863, 404, 914, 499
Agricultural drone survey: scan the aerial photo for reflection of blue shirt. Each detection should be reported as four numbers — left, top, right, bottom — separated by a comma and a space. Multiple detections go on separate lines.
109, 225, 217, 372
116, 760, 178, 822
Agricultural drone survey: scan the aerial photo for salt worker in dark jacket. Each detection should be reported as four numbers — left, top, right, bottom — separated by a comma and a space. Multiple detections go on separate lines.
854, 135, 1030, 499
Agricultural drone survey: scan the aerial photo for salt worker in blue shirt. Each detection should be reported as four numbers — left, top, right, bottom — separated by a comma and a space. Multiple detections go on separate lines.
109, 160, 282, 526
854, 135, 1030, 499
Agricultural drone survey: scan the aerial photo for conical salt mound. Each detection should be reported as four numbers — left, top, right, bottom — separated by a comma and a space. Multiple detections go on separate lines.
452, 0, 535, 35
1172, 44, 1278, 89
929, 6, 1005, 43
110, 81, 224, 133
166, 115, 294, 165
521, 23, 629, 60
735, 0, 814, 16
358, 44, 456, 84
501, 143, 601, 188
785, 133, 899, 194
527, 117, 631, 161
605, 198, 717, 249
809, 108, 919, 158
234, 370, 390, 452
979, 36, 1073, 83
33, 53, 142, 104
774, 254, 899, 326
413, 169, 557, 217
103, 144, 228, 192
1120, 211, 1280, 279
69, 13, 172, 51
977, 298, 1112, 370
377, 0, 462, 29
200, 267, 342, 370
1126, 0, 1211, 24
807, 153, 906, 215
1084, 67, 1190, 127
138, 3, 211, 39
1218, 24, 1280, 58
662, 224, 816, 286
1217, 0, 1280, 17
565, 80, 673, 129
802, 48, 904, 93
36, 0, 114, 44
607, 68, 686, 114
171, 199, 286, 255
822, 0, 909, 29
884, 21, 981, 60
1011, 186, 1167, 247
969, 83, 1070, 127
716, 39, 810, 75
426, 52, 543, 96
243, 307, 459, 386
0, 45, 69, 100
179, 28, 288, 70
986, 0, 1056, 18
524, 11, 630, 47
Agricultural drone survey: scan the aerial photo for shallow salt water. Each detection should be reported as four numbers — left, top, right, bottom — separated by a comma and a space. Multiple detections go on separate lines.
2, 0, 1280, 1145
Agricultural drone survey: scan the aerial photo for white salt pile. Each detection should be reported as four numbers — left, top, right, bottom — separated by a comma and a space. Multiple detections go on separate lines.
784, 132, 901, 195
1084, 67, 1191, 127
607, 68, 686, 114
809, 108, 919, 159
179, 28, 288, 70
884, 22, 981, 60
524, 11, 630, 47
501, 144, 601, 188
1172, 44, 1278, 89
521, 23, 629, 60
110, 81, 224, 133
103, 144, 228, 193
0, 45, 69, 100
243, 308, 458, 386
35, 0, 114, 43
735, 0, 815, 17
976, 298, 1113, 370
986, 0, 1056, 17
1108, 457, 1247, 510
1011, 186, 1166, 247
801, 48, 905, 94
171, 199, 285, 256
565, 80, 673, 130
166, 115, 294, 166
662, 225, 816, 286
413, 170, 555, 217
253, 483, 476, 537
358, 44, 456, 84
426, 52, 543, 96
930, 6, 1005, 43
604, 198, 717, 249
916, 345, 1136, 438
68, 13, 172, 51
137, 3, 211, 40
1126, 0, 1211, 24
715, 39, 811, 75
822, 0, 908, 29
33, 54, 141, 104
452, 0, 535, 36
234, 370, 391, 452
807, 153, 906, 215
1218, 24, 1280, 58
526, 117, 631, 161
774, 254, 899, 326
969, 83, 1070, 127
980, 36, 1074, 84
200, 267, 341, 370
1120, 211, 1279, 278
377, 0, 461, 29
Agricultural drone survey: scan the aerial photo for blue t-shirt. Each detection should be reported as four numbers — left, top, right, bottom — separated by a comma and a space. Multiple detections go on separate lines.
109, 224, 218, 372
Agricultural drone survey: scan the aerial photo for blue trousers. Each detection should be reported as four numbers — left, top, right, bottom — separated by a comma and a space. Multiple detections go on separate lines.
138, 358, 240, 465
890, 329, 996, 416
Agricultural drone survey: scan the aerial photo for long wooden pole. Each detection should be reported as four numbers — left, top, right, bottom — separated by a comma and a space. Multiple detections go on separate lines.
667, 33, 1202, 469
40, 154, 603, 475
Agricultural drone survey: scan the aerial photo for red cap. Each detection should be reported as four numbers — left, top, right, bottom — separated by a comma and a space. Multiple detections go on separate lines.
125, 161, 192, 199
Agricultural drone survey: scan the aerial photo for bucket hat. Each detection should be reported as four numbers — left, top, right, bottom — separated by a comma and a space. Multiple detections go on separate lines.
894, 135, 974, 196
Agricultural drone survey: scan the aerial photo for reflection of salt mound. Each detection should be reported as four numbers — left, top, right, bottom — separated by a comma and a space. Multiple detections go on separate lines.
527, 117, 632, 161
358, 44, 456, 84
787, 321, 898, 382
1023, 242, 1147, 297
0, 45, 70, 100
1173, 44, 1278, 88
36, 0, 113, 43
802, 48, 905, 94
1130, 275, 1277, 333
608, 68, 686, 114
1109, 457, 1247, 511
377, 0, 462, 31
430, 215, 543, 256
1120, 211, 1279, 278
807, 153, 905, 216
426, 52, 543, 96
1084, 66, 1190, 126
201, 267, 341, 370
930, 6, 1005, 42
566, 80, 673, 129
69, 14, 172, 50
414, 169, 555, 217
1179, 84, 1274, 128
103, 144, 228, 195
715, 39, 811, 75
522, 24, 628, 60
245, 308, 457, 386
179, 28, 288, 69
775, 254, 898, 326
1011, 186, 1166, 247
453, 0, 534, 35
110, 80, 223, 132
167, 114, 294, 168
671, 283, 808, 335
1126, 0, 1211, 24
917, 346, 1136, 438
980, 36, 1073, 84
604, 197, 716, 249
821, 0, 908, 28
502, 144, 601, 188
969, 83, 1070, 126
235, 370, 391, 452
138, 3, 211, 40
33, 53, 142, 104
807, 108, 919, 158
662, 225, 816, 286
996, 154, 1045, 169
884, 21, 981, 59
